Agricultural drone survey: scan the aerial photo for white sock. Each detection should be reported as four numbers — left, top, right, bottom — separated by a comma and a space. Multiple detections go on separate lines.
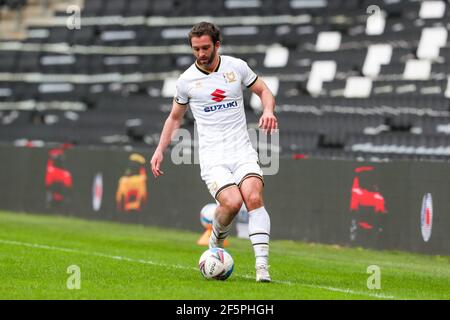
209, 218, 232, 248
248, 206, 270, 268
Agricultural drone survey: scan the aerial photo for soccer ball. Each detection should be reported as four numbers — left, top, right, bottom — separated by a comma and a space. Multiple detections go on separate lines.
200, 203, 217, 228
198, 248, 234, 280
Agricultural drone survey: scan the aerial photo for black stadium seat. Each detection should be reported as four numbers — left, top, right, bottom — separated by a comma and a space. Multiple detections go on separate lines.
103, 0, 127, 16
0, 51, 19, 72
70, 26, 97, 45
124, 0, 151, 17
82, 0, 104, 17
46, 27, 71, 43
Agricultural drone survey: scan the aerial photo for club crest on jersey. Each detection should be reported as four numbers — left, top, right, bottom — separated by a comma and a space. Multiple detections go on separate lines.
223, 71, 236, 83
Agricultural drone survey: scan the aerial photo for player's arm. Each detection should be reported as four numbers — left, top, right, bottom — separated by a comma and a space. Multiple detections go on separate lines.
249, 78, 278, 134
150, 100, 188, 178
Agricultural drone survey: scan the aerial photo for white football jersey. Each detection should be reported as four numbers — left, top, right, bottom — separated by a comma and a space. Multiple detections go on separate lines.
175, 55, 259, 168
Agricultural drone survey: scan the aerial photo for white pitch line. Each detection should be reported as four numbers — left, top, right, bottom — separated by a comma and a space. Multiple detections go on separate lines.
302, 284, 395, 299
0, 239, 395, 299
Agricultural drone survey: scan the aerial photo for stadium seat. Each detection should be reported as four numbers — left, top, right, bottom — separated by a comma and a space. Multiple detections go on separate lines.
102, 0, 127, 16
82, 0, 105, 17
70, 26, 97, 45
124, 0, 151, 17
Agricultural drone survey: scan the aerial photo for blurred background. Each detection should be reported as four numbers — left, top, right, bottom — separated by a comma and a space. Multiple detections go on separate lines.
1, 0, 450, 161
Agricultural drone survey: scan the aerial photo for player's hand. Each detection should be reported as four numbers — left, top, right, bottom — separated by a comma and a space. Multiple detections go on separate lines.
258, 111, 278, 135
150, 150, 164, 178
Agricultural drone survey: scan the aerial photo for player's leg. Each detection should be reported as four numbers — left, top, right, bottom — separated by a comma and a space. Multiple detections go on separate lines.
209, 185, 244, 248
239, 176, 271, 282
201, 164, 243, 248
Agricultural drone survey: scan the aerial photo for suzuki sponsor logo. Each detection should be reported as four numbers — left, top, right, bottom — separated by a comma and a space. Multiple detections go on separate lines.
420, 193, 433, 242
205, 89, 238, 113
211, 89, 226, 102
204, 100, 238, 113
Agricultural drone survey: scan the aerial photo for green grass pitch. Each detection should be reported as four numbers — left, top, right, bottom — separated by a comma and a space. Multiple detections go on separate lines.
0, 210, 449, 300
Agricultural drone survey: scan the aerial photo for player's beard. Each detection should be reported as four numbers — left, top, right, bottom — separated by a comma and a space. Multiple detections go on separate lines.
197, 47, 217, 69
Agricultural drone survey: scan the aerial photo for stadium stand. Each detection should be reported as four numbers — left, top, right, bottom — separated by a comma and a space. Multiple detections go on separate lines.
1, 0, 450, 161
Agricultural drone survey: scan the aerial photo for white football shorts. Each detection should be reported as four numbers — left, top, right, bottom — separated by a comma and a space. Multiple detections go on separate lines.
201, 158, 264, 200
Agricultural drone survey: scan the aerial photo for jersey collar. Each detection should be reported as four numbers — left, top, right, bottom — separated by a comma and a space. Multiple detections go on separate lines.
195, 56, 221, 75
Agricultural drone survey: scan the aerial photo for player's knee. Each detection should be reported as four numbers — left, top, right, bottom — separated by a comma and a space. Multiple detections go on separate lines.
222, 197, 243, 215
244, 192, 263, 211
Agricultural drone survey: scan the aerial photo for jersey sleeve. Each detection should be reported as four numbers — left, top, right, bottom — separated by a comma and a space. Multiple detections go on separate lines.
174, 77, 189, 105
237, 59, 258, 88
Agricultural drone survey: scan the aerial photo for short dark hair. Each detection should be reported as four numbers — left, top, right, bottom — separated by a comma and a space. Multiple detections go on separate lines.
188, 22, 222, 46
